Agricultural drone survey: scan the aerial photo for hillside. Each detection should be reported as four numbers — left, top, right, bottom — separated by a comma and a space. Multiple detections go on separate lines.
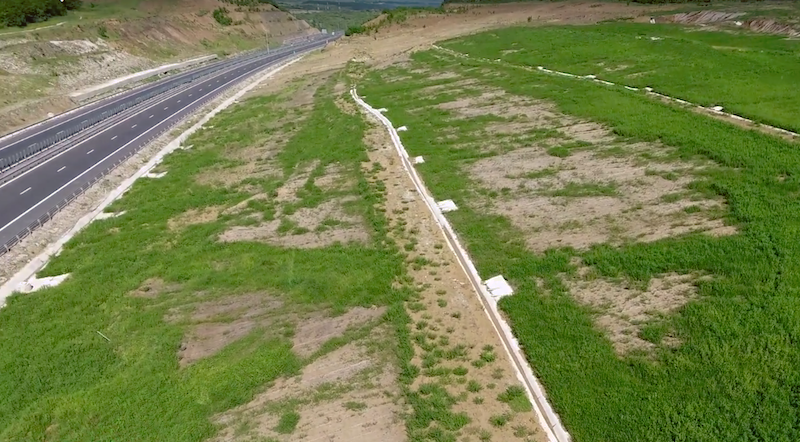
0, 0, 318, 135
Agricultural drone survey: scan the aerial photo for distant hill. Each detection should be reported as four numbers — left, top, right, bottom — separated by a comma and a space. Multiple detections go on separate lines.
281, 0, 441, 12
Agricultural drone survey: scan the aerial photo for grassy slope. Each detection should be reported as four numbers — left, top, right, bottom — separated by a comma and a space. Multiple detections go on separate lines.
0, 77, 409, 440
443, 23, 800, 133
359, 26, 800, 441
294, 10, 380, 32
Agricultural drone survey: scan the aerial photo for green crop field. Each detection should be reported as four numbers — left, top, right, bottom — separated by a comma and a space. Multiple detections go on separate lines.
358, 23, 800, 442
442, 23, 800, 134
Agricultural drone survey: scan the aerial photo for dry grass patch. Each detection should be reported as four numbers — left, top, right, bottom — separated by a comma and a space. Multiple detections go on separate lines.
167, 206, 223, 231
129, 277, 181, 298
565, 270, 699, 355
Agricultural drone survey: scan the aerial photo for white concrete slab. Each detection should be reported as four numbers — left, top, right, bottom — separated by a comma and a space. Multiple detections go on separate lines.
413, 156, 425, 164
95, 211, 126, 220
484, 275, 514, 300
17, 274, 70, 294
437, 199, 458, 212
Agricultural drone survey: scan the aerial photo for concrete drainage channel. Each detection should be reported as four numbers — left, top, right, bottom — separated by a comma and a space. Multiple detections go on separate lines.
351, 87, 573, 442
0, 54, 310, 306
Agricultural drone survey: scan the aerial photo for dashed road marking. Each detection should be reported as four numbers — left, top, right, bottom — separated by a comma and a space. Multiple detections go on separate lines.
20, 187, 31, 195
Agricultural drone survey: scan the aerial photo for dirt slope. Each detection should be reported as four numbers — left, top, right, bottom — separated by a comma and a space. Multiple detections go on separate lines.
0, 0, 317, 136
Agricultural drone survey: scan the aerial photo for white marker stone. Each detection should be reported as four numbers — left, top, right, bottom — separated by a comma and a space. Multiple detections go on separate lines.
413, 156, 425, 164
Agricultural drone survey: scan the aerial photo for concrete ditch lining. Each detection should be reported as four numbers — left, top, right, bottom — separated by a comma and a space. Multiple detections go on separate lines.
0, 53, 310, 308
351, 87, 572, 442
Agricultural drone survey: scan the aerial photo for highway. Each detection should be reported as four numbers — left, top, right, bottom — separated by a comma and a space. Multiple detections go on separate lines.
0, 37, 327, 167
0, 34, 338, 254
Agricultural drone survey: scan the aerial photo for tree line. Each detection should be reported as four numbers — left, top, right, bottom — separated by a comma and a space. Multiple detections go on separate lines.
0, 0, 83, 28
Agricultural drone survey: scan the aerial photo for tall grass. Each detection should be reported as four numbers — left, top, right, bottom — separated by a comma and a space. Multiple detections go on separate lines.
360, 43, 800, 441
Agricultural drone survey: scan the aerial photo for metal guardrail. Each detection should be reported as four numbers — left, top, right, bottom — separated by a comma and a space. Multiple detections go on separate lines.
0, 35, 332, 172
0, 36, 338, 256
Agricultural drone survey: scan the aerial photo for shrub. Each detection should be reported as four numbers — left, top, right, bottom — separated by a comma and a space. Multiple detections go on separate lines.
345, 25, 366, 36
213, 7, 233, 26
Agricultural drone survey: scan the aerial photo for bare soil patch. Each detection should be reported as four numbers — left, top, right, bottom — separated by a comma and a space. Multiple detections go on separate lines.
218, 195, 370, 249
293, 306, 386, 357
218, 155, 370, 249
565, 270, 699, 355
431, 85, 736, 252
179, 320, 256, 366
314, 163, 355, 192
190, 293, 283, 322
170, 292, 284, 366
209, 329, 405, 442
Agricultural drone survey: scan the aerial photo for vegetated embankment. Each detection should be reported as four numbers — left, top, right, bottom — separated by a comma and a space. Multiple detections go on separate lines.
358, 23, 800, 441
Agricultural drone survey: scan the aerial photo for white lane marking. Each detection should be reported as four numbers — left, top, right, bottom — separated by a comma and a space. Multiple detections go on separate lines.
149, 115, 154, 119
199, 89, 203, 92
86, 149, 94, 155
111, 135, 117, 140
57, 166, 66, 172
132, 124, 137, 129
189, 94, 193, 97
177, 100, 181, 104
20, 187, 31, 195
164, 107, 169, 110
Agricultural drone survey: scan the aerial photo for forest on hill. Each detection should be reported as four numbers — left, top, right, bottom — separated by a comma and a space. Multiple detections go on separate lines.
0, 0, 83, 27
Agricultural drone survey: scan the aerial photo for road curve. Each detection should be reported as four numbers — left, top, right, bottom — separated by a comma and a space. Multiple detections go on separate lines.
0, 35, 338, 254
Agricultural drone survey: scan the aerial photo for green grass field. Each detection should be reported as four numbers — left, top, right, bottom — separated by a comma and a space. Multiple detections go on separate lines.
359, 24, 800, 441
0, 75, 414, 441
443, 23, 800, 134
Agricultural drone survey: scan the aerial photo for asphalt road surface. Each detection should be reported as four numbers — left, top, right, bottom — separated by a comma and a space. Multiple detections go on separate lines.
0, 36, 328, 166
0, 35, 338, 253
